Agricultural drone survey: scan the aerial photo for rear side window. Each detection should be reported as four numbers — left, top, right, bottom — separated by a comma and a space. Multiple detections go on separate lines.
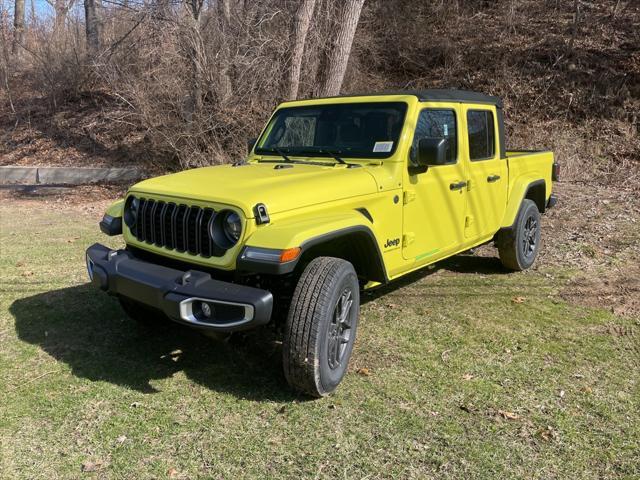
411, 109, 457, 166
467, 110, 495, 161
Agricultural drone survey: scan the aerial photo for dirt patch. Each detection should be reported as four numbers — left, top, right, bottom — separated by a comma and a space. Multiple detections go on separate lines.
561, 264, 640, 318
0, 86, 158, 170
0, 184, 125, 212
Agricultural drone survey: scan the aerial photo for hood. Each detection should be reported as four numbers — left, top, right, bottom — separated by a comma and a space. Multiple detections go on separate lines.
129, 162, 379, 217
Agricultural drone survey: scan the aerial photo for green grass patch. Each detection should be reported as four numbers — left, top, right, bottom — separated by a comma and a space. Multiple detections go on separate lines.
1, 203, 638, 479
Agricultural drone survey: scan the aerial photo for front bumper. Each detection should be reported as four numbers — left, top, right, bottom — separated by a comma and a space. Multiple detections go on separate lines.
86, 243, 273, 331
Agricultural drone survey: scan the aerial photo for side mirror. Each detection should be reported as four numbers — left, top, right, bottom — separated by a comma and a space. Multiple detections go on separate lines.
247, 137, 257, 154
417, 137, 448, 167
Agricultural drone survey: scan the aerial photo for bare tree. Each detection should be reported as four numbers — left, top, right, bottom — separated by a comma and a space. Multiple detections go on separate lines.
184, 0, 205, 120
316, 0, 364, 97
287, 0, 315, 100
84, 0, 102, 54
12, 0, 25, 55
48, 0, 75, 35
567, 0, 581, 56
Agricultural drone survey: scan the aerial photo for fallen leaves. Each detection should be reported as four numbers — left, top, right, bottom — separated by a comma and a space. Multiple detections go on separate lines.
81, 460, 104, 473
462, 373, 474, 381
497, 410, 520, 420
356, 367, 371, 376
130, 401, 142, 408
538, 426, 558, 442
511, 296, 526, 304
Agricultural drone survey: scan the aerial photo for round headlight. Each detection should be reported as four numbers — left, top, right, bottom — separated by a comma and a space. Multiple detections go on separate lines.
223, 211, 242, 244
124, 196, 139, 230
210, 210, 242, 249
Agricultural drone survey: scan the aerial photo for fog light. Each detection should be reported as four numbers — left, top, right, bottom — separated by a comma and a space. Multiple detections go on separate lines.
201, 302, 212, 318
86, 253, 94, 281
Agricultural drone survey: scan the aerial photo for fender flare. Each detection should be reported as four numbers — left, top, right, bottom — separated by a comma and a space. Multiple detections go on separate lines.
500, 178, 546, 229
237, 212, 387, 282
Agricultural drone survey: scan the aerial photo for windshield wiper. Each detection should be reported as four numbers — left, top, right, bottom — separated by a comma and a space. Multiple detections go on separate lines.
317, 148, 346, 165
290, 147, 347, 165
272, 147, 292, 163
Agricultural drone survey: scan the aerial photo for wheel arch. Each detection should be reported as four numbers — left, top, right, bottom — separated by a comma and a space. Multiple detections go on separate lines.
298, 226, 387, 284
500, 178, 547, 229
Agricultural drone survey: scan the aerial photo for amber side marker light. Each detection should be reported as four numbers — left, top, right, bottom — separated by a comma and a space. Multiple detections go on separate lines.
279, 247, 301, 263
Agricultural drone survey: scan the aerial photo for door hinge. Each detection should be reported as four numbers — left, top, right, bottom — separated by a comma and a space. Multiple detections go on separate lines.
403, 190, 416, 204
402, 232, 415, 247
465, 215, 474, 228
466, 179, 473, 191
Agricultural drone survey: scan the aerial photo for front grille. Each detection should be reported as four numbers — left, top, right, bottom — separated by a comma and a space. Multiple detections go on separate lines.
133, 198, 224, 258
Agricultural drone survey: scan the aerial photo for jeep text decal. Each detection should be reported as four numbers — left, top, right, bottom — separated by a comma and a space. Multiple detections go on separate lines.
384, 238, 400, 249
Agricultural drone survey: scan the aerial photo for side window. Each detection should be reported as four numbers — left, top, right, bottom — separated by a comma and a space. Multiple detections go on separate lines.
467, 110, 495, 161
411, 109, 457, 166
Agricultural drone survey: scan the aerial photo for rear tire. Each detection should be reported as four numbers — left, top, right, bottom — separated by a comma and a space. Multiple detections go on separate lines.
497, 199, 541, 271
283, 257, 360, 397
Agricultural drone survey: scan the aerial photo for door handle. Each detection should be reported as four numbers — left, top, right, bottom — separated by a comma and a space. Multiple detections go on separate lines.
449, 181, 467, 191
487, 175, 501, 183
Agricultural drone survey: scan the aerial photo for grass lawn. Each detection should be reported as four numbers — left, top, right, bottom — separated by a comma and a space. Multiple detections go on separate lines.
0, 187, 638, 479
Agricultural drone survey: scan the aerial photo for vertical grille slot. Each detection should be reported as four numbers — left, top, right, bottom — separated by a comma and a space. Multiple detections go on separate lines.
144, 199, 155, 242
186, 207, 200, 254
131, 197, 224, 258
199, 208, 215, 257
152, 201, 165, 246
175, 205, 188, 252
162, 203, 176, 250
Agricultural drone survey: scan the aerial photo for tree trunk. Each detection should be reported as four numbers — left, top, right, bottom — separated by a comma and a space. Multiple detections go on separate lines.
84, 0, 102, 54
316, 0, 364, 97
54, 1, 73, 37
185, 0, 205, 121
567, 0, 580, 56
287, 0, 316, 100
12, 0, 25, 56
215, 0, 233, 103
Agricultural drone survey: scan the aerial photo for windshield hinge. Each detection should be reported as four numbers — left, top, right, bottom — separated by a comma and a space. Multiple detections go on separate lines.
254, 203, 270, 225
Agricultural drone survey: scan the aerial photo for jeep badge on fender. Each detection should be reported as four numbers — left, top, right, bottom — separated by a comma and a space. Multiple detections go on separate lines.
384, 238, 400, 248
87, 90, 558, 397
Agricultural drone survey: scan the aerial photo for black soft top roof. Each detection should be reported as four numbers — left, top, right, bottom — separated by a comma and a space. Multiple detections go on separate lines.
327, 89, 502, 108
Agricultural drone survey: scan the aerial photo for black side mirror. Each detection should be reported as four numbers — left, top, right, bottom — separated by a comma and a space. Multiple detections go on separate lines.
417, 137, 448, 167
247, 137, 257, 154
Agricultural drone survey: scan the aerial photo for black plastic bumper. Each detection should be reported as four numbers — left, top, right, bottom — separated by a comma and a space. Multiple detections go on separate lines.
547, 194, 558, 210
85, 243, 273, 331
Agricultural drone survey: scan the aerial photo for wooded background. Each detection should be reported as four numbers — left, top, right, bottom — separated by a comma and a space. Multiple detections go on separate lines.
1, 0, 638, 184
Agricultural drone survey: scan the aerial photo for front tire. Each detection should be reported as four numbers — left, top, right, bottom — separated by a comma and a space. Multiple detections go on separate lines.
497, 199, 541, 271
283, 257, 360, 397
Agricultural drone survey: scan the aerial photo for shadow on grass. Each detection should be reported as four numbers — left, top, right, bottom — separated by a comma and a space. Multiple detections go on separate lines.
363, 252, 507, 303
10, 284, 297, 401
10, 253, 506, 399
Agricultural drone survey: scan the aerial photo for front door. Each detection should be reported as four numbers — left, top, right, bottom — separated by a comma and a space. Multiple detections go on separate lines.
402, 106, 467, 263
462, 107, 508, 240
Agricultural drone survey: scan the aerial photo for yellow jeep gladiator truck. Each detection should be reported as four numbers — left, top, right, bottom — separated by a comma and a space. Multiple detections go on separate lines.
87, 90, 558, 397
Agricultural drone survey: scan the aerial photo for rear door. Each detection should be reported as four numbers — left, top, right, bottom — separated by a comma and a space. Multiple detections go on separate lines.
402, 105, 467, 262
462, 106, 508, 240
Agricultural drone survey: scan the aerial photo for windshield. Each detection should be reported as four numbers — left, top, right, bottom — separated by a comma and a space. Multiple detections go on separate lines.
255, 102, 408, 159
